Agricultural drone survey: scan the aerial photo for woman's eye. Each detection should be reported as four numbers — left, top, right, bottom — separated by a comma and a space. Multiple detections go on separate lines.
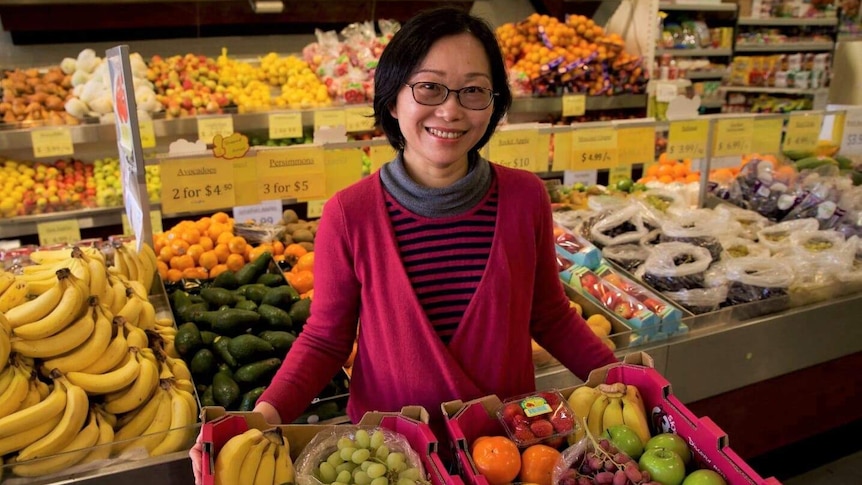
462, 86, 483, 94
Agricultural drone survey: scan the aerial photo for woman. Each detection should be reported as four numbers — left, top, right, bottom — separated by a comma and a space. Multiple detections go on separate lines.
192, 7, 617, 481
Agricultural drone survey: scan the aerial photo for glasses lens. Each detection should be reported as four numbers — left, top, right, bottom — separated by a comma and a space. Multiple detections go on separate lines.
412, 83, 448, 105
459, 87, 493, 110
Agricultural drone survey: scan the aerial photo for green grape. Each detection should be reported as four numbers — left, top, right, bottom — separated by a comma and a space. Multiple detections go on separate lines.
399, 468, 421, 481
392, 462, 407, 474
386, 452, 405, 470
367, 463, 387, 479
333, 482, 348, 485
337, 437, 355, 450
336, 470, 352, 484
351, 448, 371, 464
360, 461, 373, 472
327, 451, 343, 468
354, 471, 372, 485
370, 430, 385, 449
336, 462, 357, 474
355, 429, 371, 449
375, 444, 390, 460
340, 447, 357, 461
319, 462, 337, 484
396, 479, 414, 485
370, 478, 388, 485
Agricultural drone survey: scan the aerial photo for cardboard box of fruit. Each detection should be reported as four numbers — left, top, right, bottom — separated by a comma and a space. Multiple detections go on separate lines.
200, 405, 460, 485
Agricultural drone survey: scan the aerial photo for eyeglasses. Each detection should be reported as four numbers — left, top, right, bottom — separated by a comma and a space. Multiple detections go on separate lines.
404, 82, 497, 110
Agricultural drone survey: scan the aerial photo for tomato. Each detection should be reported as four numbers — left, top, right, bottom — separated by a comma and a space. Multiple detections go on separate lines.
519, 444, 562, 485
471, 436, 521, 485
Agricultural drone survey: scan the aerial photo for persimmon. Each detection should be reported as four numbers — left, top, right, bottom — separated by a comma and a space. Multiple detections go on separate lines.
519, 444, 562, 485
213, 244, 231, 264
156, 261, 169, 280
209, 264, 229, 278
166, 269, 183, 283
199, 250, 219, 270
290, 270, 314, 294
226, 253, 245, 272
170, 239, 190, 257
199, 236, 214, 251
187, 244, 205, 264
228, 236, 248, 255
211, 211, 231, 224
180, 228, 201, 245
295, 252, 314, 272
471, 436, 521, 485
182, 267, 208, 280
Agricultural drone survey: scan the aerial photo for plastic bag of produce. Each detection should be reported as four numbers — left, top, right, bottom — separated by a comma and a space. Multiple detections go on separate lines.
638, 242, 713, 292
723, 257, 794, 306
835, 186, 862, 238
552, 208, 594, 233
784, 230, 851, 266
659, 210, 727, 261
726, 157, 802, 221
635, 188, 689, 218
781, 172, 851, 229
585, 204, 653, 248
713, 204, 771, 240
295, 427, 426, 485
602, 244, 652, 272
719, 237, 771, 259
836, 236, 862, 283
756, 218, 819, 253
664, 285, 728, 314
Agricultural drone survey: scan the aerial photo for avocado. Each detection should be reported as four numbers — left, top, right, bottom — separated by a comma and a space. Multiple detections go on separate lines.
200, 287, 239, 308
170, 290, 193, 314
190, 348, 217, 382
227, 334, 274, 364
212, 270, 239, 290
287, 298, 312, 327
234, 358, 282, 387
235, 252, 273, 286
174, 322, 203, 357
194, 309, 260, 336
257, 304, 293, 331
256, 273, 285, 287
179, 303, 210, 325
212, 336, 238, 368
212, 370, 241, 408
238, 386, 267, 411
234, 299, 258, 312
260, 286, 300, 311
257, 330, 296, 354
200, 385, 216, 408
244, 285, 270, 305
200, 330, 218, 347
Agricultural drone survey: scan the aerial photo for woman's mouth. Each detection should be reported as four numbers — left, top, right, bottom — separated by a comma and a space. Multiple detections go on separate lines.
427, 127, 465, 139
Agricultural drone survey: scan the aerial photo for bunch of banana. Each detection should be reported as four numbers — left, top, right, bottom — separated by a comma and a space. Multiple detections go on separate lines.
214, 427, 294, 485
7, 268, 88, 341
42, 301, 116, 374
111, 241, 158, 294
65, 347, 142, 395
11, 296, 98, 359
16, 246, 91, 296
566, 382, 651, 446
0, 271, 29, 313
115, 283, 157, 330
113, 378, 197, 457
10, 408, 100, 477
105, 272, 129, 316
103, 346, 160, 414
0, 313, 10, 368
0, 355, 36, 419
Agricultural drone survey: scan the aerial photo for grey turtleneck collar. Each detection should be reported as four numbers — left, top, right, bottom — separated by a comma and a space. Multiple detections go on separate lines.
379, 152, 493, 218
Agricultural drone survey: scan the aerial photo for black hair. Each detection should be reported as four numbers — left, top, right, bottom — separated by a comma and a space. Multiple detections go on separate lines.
373, 7, 512, 155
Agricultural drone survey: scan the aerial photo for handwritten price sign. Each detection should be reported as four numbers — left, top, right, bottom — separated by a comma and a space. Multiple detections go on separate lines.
562, 94, 586, 117
751, 118, 784, 155
667, 120, 708, 159
571, 127, 618, 170
713, 118, 753, 157
783, 114, 823, 152
31, 128, 74, 159
489, 129, 541, 172
197, 116, 234, 144
37, 220, 80, 246
841, 110, 862, 155
345, 106, 375, 133
160, 156, 236, 214
269, 112, 303, 140
256, 146, 326, 202
617, 127, 655, 165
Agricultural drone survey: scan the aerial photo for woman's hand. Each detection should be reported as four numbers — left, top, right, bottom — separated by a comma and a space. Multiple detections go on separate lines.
253, 401, 282, 424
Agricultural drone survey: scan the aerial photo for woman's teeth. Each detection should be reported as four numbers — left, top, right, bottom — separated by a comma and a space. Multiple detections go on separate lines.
427, 128, 463, 139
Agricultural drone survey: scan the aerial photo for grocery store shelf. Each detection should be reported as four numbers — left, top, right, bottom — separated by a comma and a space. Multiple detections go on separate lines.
659, 1, 737, 11
685, 69, 727, 79
838, 32, 862, 42
700, 99, 724, 109
508, 94, 647, 119
655, 47, 734, 57
734, 41, 835, 52
737, 16, 839, 26
720, 86, 830, 95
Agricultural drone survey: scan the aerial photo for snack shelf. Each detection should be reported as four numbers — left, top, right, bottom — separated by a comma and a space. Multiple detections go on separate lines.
737, 16, 839, 26
684, 69, 727, 79
719, 85, 830, 95
510, 94, 648, 117
655, 47, 734, 57
699, 98, 724, 109
734, 41, 835, 52
659, 1, 738, 11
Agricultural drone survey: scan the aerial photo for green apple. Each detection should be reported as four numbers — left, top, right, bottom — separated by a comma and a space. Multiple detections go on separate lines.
645, 432, 692, 465
639, 448, 686, 485
601, 424, 644, 459
682, 469, 727, 485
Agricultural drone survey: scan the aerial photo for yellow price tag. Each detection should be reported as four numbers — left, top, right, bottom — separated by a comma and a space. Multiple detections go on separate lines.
562, 94, 587, 117
306, 199, 326, 219
37, 219, 81, 246
345, 106, 376, 133
552, 132, 573, 171
160, 157, 236, 214
232, 155, 260, 206
617, 127, 655, 165
667, 120, 709, 159
571, 127, 618, 170
197, 116, 234, 144
325, 148, 364, 197
314, 110, 347, 131
713, 118, 753, 157
370, 145, 397, 173
269, 112, 303, 140
122, 210, 163, 236
31, 128, 74, 159
489, 130, 541, 172
256, 146, 326, 202
609, 165, 633, 186
841, 110, 862, 155
751, 118, 784, 155
784, 113, 824, 152
139, 120, 156, 149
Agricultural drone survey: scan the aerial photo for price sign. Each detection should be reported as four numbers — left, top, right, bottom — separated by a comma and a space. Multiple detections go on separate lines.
345, 106, 375, 133
160, 156, 236, 214
564, 170, 597, 187
31, 128, 74, 159
751, 118, 784, 155
325, 148, 364, 197
314, 110, 346, 132
609, 165, 633, 186
256, 146, 326, 202
667, 120, 708, 159
139, 119, 156, 149
233, 199, 283, 225
562, 94, 586, 117
37, 219, 81, 246
197, 116, 234, 144
841, 109, 862, 155
713, 118, 753, 157
269, 112, 303, 140
571, 127, 618, 170
489, 129, 541, 172
306, 199, 326, 219
232, 155, 259, 206
552, 132, 573, 171
370, 145, 398, 173
784, 113, 824, 152
617, 127, 655, 165
537, 133, 551, 173
122, 210, 163, 236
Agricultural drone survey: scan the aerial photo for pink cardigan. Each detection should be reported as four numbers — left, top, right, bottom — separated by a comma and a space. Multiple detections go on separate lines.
260, 163, 618, 424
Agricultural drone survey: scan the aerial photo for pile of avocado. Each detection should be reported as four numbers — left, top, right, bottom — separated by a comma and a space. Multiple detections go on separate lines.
170, 252, 347, 420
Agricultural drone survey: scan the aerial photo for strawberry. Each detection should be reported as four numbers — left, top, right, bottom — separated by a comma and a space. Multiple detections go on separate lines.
501, 402, 525, 424
513, 424, 536, 444
540, 391, 561, 409
512, 414, 529, 427
529, 419, 555, 438
550, 414, 575, 433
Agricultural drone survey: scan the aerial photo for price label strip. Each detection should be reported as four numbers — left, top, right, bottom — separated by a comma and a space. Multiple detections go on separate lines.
37, 219, 81, 247
562, 94, 586, 117
314, 110, 347, 132
160, 156, 236, 214
617, 126, 655, 165
31, 128, 74, 159
488, 129, 541, 172
783, 113, 824, 152
139, 119, 156, 149
345, 106, 376, 133
667, 120, 709, 159
233, 199, 283, 225
324, 148, 364, 197
197, 116, 235, 144
751, 118, 784, 155
841, 109, 862, 155
713, 118, 753, 157
269, 112, 303, 140
571, 127, 618, 170
256, 146, 326, 202
609, 165, 633, 186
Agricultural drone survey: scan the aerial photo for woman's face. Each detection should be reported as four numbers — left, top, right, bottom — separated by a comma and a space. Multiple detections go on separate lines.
390, 33, 494, 176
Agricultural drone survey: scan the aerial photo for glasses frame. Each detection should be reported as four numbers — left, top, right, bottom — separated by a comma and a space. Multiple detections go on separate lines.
404, 82, 498, 110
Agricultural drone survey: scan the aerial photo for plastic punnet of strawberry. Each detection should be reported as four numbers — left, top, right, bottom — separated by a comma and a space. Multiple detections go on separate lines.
497, 390, 578, 448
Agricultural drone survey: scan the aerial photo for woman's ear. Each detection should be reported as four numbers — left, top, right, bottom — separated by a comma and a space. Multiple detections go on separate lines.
388, 102, 398, 120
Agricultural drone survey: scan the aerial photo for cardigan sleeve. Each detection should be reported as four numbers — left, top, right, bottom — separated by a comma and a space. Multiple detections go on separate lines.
257, 195, 361, 423
527, 180, 619, 380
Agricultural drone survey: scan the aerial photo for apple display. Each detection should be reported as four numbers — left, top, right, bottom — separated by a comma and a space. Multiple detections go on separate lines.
639, 448, 686, 485
683, 469, 727, 485
601, 424, 644, 460
645, 432, 692, 465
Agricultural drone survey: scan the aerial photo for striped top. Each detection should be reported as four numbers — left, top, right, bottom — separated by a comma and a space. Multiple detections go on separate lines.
383, 180, 499, 343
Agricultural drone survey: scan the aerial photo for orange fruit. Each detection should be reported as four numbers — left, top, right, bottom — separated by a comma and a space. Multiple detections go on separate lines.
213, 244, 231, 264
182, 267, 209, 280
248, 245, 273, 263
226, 253, 245, 272
471, 436, 521, 485
212, 211, 231, 224
187, 244, 205, 264
166, 269, 184, 283
519, 444, 562, 485
658, 174, 674, 184
216, 230, 233, 245
284, 243, 308, 260
209, 264, 229, 278
207, 223, 229, 241
657, 164, 674, 178
195, 216, 212, 233
181, 228, 201, 245
295, 252, 314, 272
170, 239, 190, 257
672, 163, 689, 178
646, 164, 660, 177
271, 240, 285, 256
170, 254, 195, 271
290, 270, 314, 294
199, 236, 214, 251
228, 236, 248, 255
199, 250, 219, 271
156, 261, 169, 280
158, 246, 173, 262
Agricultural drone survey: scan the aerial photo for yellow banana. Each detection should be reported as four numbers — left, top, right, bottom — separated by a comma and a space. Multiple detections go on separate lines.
17, 377, 89, 462
273, 438, 295, 485
79, 321, 128, 375
0, 366, 30, 419
4, 273, 65, 327
81, 407, 116, 464
108, 276, 128, 316
124, 321, 149, 349
11, 410, 100, 477
173, 378, 196, 396
13, 275, 86, 340
34, 378, 50, 400
126, 385, 173, 455
17, 377, 43, 411
114, 385, 166, 449
11, 302, 95, 358
137, 242, 158, 292
150, 387, 195, 457
0, 374, 66, 439
137, 299, 157, 330
586, 393, 610, 439
567, 385, 602, 443
602, 397, 624, 433
0, 271, 16, 294
87, 257, 108, 302
104, 350, 159, 414
621, 384, 652, 446
0, 366, 14, 394
238, 437, 268, 482
117, 295, 144, 327
42, 301, 112, 374
28, 247, 76, 265
166, 355, 192, 381
0, 411, 62, 455
66, 348, 141, 395
214, 428, 264, 485
0, 278, 29, 312
0, 317, 10, 368
253, 440, 277, 485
